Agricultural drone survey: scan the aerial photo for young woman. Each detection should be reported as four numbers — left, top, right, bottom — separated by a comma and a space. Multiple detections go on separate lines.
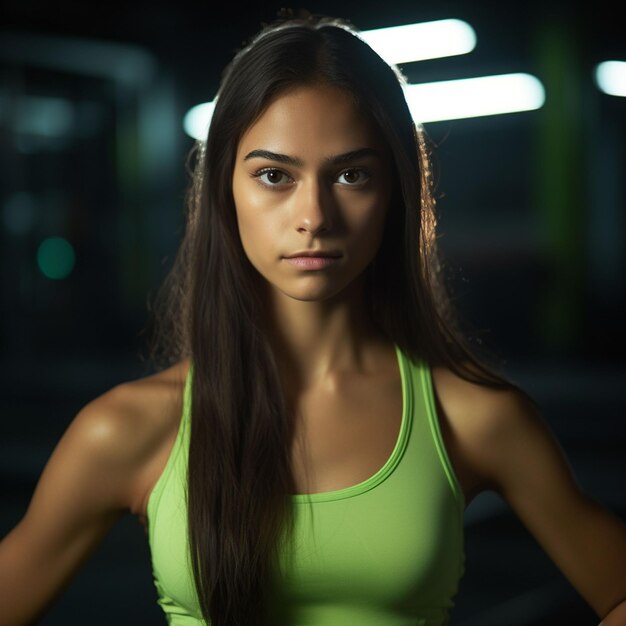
1, 14, 625, 626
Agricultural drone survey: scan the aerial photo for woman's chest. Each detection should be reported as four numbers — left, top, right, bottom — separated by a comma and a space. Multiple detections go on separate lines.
289, 371, 403, 495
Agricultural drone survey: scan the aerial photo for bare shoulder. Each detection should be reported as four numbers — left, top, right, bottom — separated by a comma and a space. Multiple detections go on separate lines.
431, 365, 540, 440
77, 360, 189, 450
431, 364, 548, 498
75, 359, 190, 458
61, 359, 190, 507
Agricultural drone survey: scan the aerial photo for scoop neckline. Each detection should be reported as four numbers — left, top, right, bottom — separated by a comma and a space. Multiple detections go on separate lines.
291, 344, 412, 503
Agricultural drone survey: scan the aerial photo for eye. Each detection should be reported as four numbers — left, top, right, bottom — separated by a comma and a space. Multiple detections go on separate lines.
253, 168, 293, 187
336, 168, 370, 185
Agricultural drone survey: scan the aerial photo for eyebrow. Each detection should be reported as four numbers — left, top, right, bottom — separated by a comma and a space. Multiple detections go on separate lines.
242, 147, 382, 167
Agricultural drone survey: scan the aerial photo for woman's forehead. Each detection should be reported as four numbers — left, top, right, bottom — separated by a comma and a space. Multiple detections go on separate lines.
236, 85, 386, 160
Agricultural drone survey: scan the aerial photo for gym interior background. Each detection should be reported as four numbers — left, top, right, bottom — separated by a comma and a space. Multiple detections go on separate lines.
1, 1, 624, 624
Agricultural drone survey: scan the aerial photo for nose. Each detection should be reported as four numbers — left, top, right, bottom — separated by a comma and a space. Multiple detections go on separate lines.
295, 178, 333, 236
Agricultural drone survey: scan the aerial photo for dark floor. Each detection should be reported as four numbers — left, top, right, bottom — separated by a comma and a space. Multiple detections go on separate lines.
1, 355, 624, 625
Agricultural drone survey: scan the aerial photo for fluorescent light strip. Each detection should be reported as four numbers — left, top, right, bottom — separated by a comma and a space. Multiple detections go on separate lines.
360, 19, 476, 65
183, 73, 545, 140
405, 73, 545, 123
183, 19, 478, 139
594, 60, 626, 97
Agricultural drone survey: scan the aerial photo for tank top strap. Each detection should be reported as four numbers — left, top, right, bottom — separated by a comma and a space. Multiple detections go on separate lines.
412, 357, 465, 514
146, 364, 193, 545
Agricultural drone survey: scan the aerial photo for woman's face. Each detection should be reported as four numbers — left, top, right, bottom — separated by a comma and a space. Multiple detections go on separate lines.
232, 84, 392, 304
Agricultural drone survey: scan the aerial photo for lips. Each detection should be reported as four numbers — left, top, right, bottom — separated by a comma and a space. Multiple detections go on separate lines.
283, 250, 342, 259
282, 250, 342, 270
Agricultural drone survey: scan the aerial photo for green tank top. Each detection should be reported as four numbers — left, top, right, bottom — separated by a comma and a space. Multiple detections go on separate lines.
146, 346, 465, 625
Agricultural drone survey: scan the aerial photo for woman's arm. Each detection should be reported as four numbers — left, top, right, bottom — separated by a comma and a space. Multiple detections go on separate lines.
600, 600, 626, 625
434, 369, 626, 622
0, 388, 147, 626
482, 391, 626, 620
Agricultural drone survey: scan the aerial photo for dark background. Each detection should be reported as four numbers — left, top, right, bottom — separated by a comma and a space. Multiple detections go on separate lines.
1, 1, 624, 624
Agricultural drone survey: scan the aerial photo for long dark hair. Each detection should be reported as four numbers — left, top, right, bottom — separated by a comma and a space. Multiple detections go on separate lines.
150, 13, 516, 626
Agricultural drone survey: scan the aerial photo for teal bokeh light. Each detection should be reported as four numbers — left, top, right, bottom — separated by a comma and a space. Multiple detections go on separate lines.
37, 237, 76, 280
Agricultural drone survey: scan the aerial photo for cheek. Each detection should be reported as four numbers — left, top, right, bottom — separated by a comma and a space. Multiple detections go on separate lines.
233, 187, 279, 267
233, 177, 260, 248
235, 209, 262, 261
346, 198, 389, 250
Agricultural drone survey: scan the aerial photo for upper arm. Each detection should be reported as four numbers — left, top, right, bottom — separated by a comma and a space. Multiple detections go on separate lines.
462, 384, 626, 618
0, 390, 143, 625
433, 367, 626, 619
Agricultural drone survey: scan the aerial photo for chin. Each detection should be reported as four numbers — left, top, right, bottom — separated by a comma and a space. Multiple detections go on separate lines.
278, 282, 352, 303
258, 270, 363, 304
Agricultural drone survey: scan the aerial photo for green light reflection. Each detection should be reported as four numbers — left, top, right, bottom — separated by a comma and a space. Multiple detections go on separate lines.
37, 237, 76, 280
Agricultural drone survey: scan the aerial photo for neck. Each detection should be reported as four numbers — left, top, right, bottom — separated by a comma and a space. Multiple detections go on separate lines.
261, 276, 388, 390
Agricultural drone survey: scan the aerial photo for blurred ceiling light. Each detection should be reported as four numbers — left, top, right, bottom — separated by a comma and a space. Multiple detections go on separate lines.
404, 73, 545, 123
183, 73, 545, 140
594, 60, 626, 97
360, 19, 476, 65
183, 101, 216, 142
